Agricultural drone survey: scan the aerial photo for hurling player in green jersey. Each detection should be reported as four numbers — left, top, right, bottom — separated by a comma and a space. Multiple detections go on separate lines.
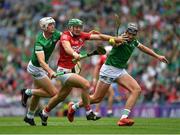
71, 23, 168, 126
21, 17, 62, 126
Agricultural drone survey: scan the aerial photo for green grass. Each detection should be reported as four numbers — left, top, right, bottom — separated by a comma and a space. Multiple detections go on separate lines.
0, 117, 180, 134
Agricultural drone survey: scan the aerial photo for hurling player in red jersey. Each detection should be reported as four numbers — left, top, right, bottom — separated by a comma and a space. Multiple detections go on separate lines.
39, 18, 128, 125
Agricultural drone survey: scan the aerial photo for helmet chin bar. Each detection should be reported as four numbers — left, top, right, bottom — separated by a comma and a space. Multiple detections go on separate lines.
127, 28, 137, 36
69, 26, 83, 36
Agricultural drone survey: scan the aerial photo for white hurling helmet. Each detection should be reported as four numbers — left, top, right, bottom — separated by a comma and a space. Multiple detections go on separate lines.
39, 17, 55, 31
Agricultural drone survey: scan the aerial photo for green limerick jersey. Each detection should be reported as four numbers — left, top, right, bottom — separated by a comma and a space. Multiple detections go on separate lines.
105, 39, 140, 68
31, 30, 61, 67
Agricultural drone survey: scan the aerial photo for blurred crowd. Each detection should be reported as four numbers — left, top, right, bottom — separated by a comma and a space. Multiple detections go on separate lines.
0, 0, 179, 107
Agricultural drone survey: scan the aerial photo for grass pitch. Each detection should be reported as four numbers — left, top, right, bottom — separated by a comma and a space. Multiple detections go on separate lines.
0, 117, 179, 134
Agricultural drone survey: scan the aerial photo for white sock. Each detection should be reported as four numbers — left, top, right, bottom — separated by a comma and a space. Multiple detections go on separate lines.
72, 103, 79, 111
86, 109, 92, 115
120, 109, 130, 119
107, 109, 113, 114
42, 109, 49, 117
26, 110, 35, 119
25, 89, 32, 96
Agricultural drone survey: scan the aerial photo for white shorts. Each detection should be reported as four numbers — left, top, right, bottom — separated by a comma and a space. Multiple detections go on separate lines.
99, 64, 128, 84
56, 66, 73, 85
27, 61, 48, 80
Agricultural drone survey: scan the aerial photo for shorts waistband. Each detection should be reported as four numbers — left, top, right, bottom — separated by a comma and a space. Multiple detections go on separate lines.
57, 66, 72, 74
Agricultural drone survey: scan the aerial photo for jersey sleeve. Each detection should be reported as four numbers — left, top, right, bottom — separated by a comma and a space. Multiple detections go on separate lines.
34, 42, 43, 52
134, 39, 141, 47
60, 33, 70, 42
82, 32, 91, 40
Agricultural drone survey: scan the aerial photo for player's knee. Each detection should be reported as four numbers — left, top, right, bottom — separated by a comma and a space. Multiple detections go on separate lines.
31, 95, 40, 101
93, 96, 103, 104
50, 91, 57, 97
133, 86, 141, 95
82, 81, 91, 90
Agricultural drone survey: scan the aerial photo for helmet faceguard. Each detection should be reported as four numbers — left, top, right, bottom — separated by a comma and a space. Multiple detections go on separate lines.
127, 23, 138, 36
39, 17, 55, 31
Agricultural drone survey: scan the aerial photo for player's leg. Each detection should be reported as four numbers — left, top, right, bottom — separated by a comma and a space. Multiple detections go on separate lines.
23, 79, 41, 126
106, 85, 114, 117
94, 103, 101, 117
38, 73, 73, 125
65, 74, 101, 121
24, 95, 40, 126
94, 86, 114, 117
39, 85, 72, 126
71, 80, 111, 113
21, 77, 57, 107
23, 77, 57, 126
23, 77, 57, 97
39, 73, 98, 124
43, 85, 72, 112
21, 63, 57, 107
116, 73, 141, 126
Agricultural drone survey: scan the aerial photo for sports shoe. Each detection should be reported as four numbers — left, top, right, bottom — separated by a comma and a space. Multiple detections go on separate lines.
117, 118, 134, 126
94, 112, 101, 118
21, 89, 30, 107
24, 116, 36, 126
67, 102, 75, 122
86, 111, 101, 121
39, 110, 48, 126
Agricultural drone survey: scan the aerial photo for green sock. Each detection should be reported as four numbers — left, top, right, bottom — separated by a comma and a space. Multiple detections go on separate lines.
25, 89, 32, 96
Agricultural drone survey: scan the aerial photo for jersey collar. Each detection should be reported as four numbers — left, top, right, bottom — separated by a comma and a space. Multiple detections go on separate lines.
43, 32, 48, 40
68, 31, 74, 37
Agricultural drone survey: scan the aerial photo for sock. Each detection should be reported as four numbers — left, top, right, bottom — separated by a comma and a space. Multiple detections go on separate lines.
72, 103, 80, 111
42, 107, 49, 117
25, 89, 32, 96
86, 109, 93, 115
85, 104, 92, 115
85, 105, 91, 111
26, 110, 35, 119
107, 109, 113, 114
120, 109, 130, 119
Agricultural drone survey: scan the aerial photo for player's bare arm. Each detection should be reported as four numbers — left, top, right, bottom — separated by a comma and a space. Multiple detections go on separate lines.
61, 40, 80, 60
36, 52, 56, 78
137, 44, 169, 64
89, 34, 128, 45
